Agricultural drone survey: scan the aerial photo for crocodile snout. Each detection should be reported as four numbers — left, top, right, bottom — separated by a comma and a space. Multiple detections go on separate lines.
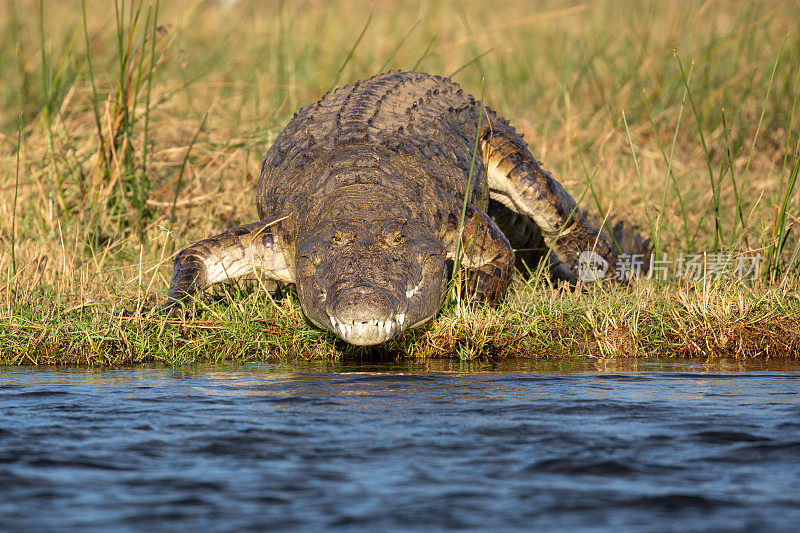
326, 285, 407, 345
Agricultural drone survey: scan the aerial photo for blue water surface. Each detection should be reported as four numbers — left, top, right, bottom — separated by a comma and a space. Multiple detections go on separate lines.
1, 358, 799, 532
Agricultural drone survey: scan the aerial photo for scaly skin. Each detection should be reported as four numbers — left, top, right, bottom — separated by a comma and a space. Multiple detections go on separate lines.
166, 71, 629, 345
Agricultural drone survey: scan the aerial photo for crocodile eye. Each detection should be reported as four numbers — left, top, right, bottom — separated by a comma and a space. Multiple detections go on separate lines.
393, 233, 405, 245
332, 232, 343, 245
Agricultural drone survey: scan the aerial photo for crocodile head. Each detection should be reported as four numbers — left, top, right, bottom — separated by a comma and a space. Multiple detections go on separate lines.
294, 188, 447, 346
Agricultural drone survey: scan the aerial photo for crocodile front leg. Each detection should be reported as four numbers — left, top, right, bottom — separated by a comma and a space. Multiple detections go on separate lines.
480, 120, 618, 282
164, 216, 293, 311
442, 204, 515, 303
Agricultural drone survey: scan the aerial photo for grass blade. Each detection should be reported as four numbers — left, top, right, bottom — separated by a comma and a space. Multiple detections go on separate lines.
720, 108, 748, 248
448, 47, 495, 78
622, 110, 655, 249
81, 0, 110, 192
576, 145, 623, 255
448, 78, 485, 304
411, 34, 436, 72
11, 111, 23, 276
642, 84, 691, 256
170, 112, 208, 227
329, 14, 371, 90
378, 19, 420, 73
675, 51, 720, 251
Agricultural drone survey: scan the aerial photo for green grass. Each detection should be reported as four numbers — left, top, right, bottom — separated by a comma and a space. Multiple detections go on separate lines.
2, 0, 800, 364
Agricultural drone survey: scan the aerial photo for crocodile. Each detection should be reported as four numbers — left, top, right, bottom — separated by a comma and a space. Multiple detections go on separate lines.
165, 70, 636, 346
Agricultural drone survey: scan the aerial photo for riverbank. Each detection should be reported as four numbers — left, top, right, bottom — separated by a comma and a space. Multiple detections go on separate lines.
3, 275, 799, 364
1, 1, 799, 364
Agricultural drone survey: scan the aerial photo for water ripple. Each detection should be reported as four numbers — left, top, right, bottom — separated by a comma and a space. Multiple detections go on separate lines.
1, 363, 799, 531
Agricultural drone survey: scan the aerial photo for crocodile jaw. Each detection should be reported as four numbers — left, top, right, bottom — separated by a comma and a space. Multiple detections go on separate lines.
302, 276, 443, 346
321, 283, 411, 345
327, 313, 406, 345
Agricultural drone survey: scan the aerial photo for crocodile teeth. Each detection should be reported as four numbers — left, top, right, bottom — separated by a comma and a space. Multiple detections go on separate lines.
405, 284, 421, 299
327, 315, 401, 341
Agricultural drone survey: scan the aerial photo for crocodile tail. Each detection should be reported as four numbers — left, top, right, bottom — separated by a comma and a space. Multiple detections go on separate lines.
597, 217, 654, 278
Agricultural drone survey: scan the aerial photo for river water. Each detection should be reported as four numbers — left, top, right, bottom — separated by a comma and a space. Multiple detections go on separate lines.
2, 358, 800, 532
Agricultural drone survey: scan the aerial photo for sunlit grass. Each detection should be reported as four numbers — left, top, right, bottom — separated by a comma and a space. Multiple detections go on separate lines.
1, 0, 800, 363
